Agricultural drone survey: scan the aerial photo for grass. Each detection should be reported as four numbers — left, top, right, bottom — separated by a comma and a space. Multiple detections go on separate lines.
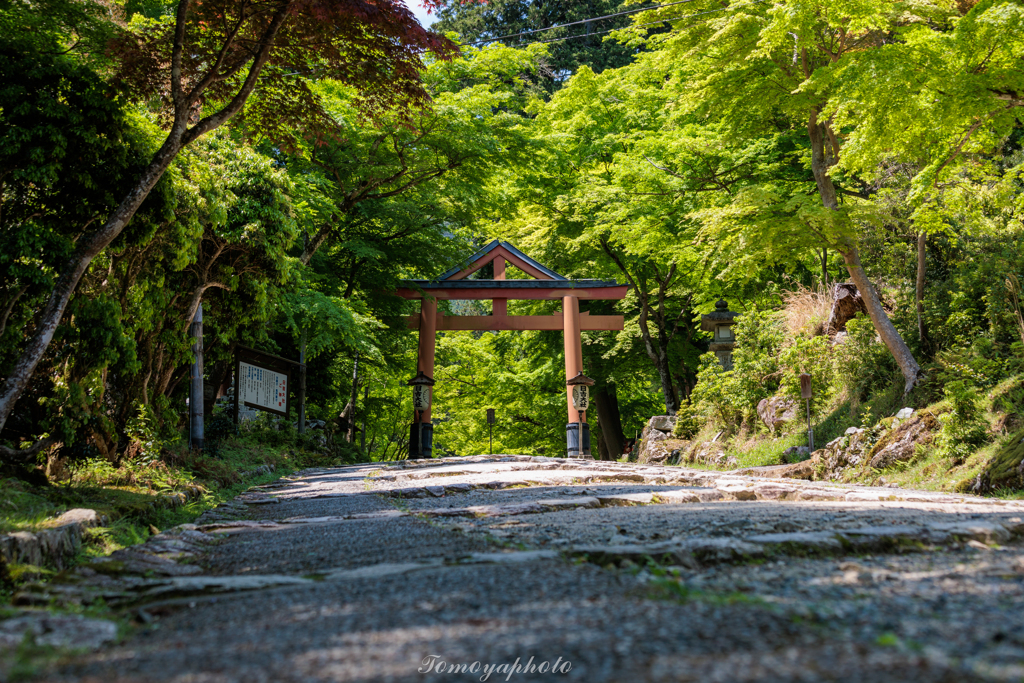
0, 484, 57, 534
670, 370, 1024, 500
0, 428, 350, 601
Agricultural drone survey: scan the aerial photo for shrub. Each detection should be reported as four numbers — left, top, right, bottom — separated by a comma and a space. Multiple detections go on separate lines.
691, 355, 742, 427
780, 283, 834, 338
833, 314, 895, 403
937, 380, 989, 464
779, 335, 835, 403
204, 412, 238, 459
672, 402, 701, 439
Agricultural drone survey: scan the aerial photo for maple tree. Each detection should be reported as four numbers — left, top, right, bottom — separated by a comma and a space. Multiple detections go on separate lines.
0, 0, 461, 454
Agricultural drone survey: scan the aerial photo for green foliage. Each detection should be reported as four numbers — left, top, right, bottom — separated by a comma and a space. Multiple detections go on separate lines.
433, 0, 646, 94
834, 315, 896, 402
672, 403, 701, 440
690, 355, 740, 427
124, 403, 163, 466
937, 380, 989, 464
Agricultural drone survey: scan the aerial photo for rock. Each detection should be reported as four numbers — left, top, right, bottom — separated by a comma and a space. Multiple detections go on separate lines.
0, 610, 118, 651
533, 497, 601, 511
647, 415, 677, 433
636, 432, 677, 465
896, 407, 915, 419
867, 412, 938, 470
745, 531, 844, 553
794, 487, 845, 501
0, 508, 107, 571
756, 396, 799, 433
655, 489, 703, 504
927, 521, 1011, 545
844, 427, 863, 436
596, 492, 654, 507
716, 484, 757, 501
678, 537, 764, 563
752, 483, 799, 501
646, 430, 669, 444
568, 544, 697, 569
54, 509, 103, 527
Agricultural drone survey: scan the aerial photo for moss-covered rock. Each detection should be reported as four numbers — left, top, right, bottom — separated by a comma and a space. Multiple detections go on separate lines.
955, 430, 1024, 493
866, 411, 940, 470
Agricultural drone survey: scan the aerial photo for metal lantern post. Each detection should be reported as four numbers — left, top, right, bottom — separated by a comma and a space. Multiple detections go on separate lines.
799, 373, 814, 451
408, 371, 435, 459
566, 372, 595, 459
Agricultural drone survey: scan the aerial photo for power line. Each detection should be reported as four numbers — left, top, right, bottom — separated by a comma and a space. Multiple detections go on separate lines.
489, 0, 768, 49
459, 0, 704, 48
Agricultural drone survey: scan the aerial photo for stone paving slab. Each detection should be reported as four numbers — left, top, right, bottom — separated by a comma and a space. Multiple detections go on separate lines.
27, 455, 1024, 682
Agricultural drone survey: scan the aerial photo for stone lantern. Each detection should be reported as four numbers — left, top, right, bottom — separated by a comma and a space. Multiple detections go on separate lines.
701, 300, 738, 370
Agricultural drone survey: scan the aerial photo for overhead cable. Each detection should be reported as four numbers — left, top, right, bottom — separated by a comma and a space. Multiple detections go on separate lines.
488, 0, 769, 49
458, 0, 704, 47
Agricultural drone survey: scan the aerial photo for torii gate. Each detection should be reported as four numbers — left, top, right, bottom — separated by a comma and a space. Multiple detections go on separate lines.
397, 240, 627, 459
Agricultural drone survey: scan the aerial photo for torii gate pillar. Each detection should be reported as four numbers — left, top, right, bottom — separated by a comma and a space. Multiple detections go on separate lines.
409, 296, 437, 458
562, 295, 590, 457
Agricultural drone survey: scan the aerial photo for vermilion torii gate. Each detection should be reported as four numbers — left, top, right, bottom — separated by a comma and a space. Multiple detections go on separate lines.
397, 240, 627, 459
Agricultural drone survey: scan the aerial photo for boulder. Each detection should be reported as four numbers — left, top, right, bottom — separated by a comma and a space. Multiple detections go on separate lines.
637, 433, 675, 465
647, 415, 677, 433
0, 509, 106, 570
867, 412, 938, 470
756, 396, 799, 433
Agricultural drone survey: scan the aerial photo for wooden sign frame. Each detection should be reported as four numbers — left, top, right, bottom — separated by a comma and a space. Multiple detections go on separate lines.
233, 345, 303, 423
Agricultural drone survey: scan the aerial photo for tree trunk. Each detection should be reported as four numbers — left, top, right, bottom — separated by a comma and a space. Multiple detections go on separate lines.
655, 355, 678, 415
596, 425, 611, 461
593, 383, 624, 460
841, 248, 923, 393
916, 232, 929, 351
807, 109, 922, 393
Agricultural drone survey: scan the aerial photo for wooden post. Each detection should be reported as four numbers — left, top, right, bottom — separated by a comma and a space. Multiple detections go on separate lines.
189, 304, 204, 451
297, 331, 306, 435
492, 257, 507, 317
416, 298, 437, 423
232, 347, 239, 426
562, 295, 585, 424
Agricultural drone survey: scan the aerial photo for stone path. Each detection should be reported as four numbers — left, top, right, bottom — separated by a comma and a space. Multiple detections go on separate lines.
33, 455, 1024, 682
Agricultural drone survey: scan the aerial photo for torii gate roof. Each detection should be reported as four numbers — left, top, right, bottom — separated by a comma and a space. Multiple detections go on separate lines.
397, 240, 628, 301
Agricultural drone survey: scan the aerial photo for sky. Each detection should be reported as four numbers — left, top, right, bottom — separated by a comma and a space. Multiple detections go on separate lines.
408, 2, 439, 28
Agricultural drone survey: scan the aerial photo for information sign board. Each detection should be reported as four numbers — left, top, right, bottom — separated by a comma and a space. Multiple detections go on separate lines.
239, 361, 289, 416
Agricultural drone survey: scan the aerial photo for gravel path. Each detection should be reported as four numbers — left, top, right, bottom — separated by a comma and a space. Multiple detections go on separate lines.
42, 456, 1024, 682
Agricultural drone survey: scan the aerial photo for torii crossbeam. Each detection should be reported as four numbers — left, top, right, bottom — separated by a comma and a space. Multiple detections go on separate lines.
396, 240, 627, 459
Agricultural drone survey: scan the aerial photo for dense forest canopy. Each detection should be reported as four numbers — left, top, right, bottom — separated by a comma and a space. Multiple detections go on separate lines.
1, 0, 1023, 483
